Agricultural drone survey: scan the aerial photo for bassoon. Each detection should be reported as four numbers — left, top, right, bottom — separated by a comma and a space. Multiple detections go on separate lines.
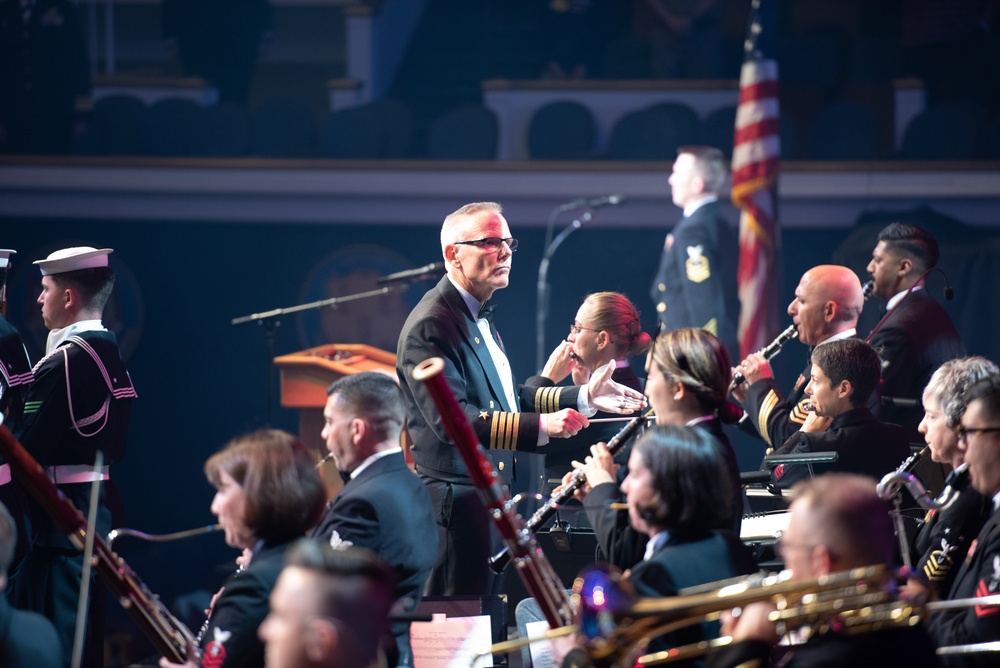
0, 419, 196, 663
411, 357, 574, 629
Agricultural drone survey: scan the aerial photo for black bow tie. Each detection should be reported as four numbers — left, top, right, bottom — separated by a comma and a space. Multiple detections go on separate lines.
338, 470, 352, 485
478, 303, 496, 322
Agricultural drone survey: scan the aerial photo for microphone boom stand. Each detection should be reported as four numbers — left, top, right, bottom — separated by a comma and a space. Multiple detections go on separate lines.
231, 284, 408, 425
536, 210, 592, 373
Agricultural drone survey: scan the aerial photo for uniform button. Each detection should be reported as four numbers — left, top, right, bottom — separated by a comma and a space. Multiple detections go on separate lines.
658, 283, 666, 292
656, 302, 666, 313
497, 462, 505, 471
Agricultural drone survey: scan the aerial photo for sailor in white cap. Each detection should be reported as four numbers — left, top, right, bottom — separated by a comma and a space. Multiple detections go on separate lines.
0, 249, 34, 427
7, 245, 137, 667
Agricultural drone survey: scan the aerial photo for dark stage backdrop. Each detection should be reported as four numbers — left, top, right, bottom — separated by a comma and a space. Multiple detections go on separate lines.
1, 211, 994, 647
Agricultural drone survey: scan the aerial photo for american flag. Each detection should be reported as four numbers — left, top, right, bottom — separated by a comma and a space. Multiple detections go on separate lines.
732, 0, 781, 360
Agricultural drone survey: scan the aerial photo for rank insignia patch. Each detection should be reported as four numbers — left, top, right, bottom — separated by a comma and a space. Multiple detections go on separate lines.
685, 245, 710, 283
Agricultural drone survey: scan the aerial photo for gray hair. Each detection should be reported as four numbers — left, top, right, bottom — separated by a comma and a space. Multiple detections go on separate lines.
924, 357, 999, 428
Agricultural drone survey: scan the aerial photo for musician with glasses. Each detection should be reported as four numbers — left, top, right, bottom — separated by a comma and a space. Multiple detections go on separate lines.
906, 357, 998, 601
396, 201, 645, 597
533, 292, 652, 483
709, 473, 939, 668
927, 375, 1000, 665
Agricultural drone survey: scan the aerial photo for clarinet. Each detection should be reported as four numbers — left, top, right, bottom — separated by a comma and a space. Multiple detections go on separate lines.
488, 408, 653, 574
729, 324, 799, 392
862, 279, 875, 301
412, 357, 574, 629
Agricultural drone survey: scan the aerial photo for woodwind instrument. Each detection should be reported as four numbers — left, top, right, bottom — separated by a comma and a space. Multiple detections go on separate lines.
488, 409, 653, 574
411, 357, 574, 629
0, 418, 196, 663
729, 324, 798, 392
862, 279, 875, 301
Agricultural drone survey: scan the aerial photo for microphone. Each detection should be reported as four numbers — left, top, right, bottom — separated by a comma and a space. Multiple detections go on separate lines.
556, 194, 626, 212
376, 262, 446, 286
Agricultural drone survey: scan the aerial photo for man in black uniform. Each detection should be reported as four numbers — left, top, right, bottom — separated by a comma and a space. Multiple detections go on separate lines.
768, 338, 909, 489
650, 145, 740, 359
733, 265, 864, 453
7, 246, 136, 667
396, 201, 645, 596
0, 249, 33, 426
927, 375, 1000, 665
866, 222, 965, 440
310, 372, 436, 667
708, 473, 939, 668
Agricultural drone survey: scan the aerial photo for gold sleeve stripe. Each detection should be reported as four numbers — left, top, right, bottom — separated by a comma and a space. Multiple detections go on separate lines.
489, 411, 520, 451
533, 386, 563, 414
789, 398, 810, 424
757, 390, 779, 447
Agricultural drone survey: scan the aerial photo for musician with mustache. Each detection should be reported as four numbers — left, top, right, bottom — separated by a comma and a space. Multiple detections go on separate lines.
732, 265, 865, 452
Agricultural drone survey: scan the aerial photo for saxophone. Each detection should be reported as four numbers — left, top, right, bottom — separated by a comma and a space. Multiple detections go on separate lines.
877, 447, 964, 511
0, 419, 196, 663
412, 357, 574, 629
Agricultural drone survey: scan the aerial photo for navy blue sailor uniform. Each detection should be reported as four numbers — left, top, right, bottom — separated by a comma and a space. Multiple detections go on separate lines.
397, 276, 587, 595
741, 358, 813, 454
927, 499, 1000, 667
7, 329, 136, 668
650, 200, 740, 360
911, 466, 991, 597
0, 314, 33, 427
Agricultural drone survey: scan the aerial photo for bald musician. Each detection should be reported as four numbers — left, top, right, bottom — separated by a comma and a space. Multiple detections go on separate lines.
732, 264, 864, 452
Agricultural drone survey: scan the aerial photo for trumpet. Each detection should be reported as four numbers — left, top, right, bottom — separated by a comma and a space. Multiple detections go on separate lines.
730, 325, 798, 392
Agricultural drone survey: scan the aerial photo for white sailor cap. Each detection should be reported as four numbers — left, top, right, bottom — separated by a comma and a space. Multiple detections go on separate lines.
33, 247, 113, 276
0, 249, 14, 269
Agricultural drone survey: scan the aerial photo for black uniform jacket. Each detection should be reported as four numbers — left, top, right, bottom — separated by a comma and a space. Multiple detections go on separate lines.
770, 406, 909, 490
397, 276, 583, 486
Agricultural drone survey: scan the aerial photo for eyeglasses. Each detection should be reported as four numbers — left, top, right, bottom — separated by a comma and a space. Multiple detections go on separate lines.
452, 237, 518, 253
569, 323, 599, 335
958, 426, 1000, 444
774, 535, 816, 557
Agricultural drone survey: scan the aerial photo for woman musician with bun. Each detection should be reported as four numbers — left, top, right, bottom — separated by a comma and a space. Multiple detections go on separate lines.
160, 429, 327, 668
530, 292, 652, 485
905, 356, 998, 599
515, 329, 751, 666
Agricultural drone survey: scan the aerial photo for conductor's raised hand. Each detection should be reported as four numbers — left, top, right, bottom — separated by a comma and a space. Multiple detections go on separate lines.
588, 362, 647, 414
